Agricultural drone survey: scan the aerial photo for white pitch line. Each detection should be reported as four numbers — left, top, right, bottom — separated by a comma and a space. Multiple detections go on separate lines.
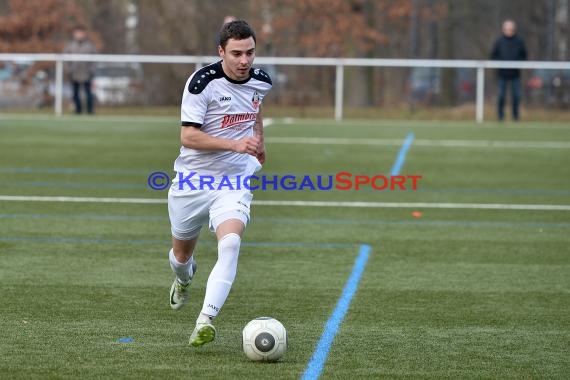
254, 200, 570, 211
265, 137, 570, 149
0, 114, 177, 124
0, 195, 165, 204
0, 195, 568, 211
414, 140, 570, 149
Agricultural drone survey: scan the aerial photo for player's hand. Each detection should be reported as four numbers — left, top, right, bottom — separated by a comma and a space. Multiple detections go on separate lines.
234, 136, 261, 156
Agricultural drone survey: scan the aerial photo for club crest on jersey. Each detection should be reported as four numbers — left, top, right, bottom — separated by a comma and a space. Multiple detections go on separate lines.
252, 91, 261, 109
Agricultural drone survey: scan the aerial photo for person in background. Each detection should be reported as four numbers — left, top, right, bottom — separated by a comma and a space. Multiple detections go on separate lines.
64, 25, 97, 114
223, 15, 237, 25
216, 15, 238, 47
490, 19, 528, 122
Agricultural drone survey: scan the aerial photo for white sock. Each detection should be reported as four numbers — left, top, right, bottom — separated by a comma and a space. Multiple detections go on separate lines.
197, 313, 213, 325
200, 233, 241, 318
169, 248, 194, 284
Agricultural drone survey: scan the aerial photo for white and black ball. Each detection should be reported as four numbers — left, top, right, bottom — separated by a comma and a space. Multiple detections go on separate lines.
242, 317, 287, 362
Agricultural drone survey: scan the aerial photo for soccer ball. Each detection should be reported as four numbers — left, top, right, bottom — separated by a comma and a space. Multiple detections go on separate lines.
242, 317, 287, 362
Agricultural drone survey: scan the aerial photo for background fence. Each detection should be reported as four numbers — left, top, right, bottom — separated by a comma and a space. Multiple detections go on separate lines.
1, 53, 569, 122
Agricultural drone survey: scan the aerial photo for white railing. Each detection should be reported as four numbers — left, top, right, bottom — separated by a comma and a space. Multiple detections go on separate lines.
1, 53, 569, 122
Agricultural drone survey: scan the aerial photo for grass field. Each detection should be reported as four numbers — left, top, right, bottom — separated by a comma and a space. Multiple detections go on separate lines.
0, 115, 569, 379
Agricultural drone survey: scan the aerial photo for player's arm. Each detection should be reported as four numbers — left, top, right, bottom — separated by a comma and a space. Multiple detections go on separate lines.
253, 107, 266, 164
180, 126, 260, 156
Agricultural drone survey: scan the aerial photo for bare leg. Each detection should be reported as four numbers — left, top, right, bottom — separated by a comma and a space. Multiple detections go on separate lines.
172, 236, 199, 263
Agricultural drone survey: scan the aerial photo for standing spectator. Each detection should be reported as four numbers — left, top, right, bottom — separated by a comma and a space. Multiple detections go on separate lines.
222, 15, 237, 25
64, 25, 97, 114
216, 15, 237, 47
490, 19, 528, 121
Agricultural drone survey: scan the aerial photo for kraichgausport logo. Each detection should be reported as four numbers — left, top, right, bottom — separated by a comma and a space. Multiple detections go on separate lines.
147, 171, 422, 191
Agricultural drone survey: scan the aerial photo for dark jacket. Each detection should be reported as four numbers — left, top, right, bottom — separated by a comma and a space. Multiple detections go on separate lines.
490, 35, 527, 79
64, 39, 97, 82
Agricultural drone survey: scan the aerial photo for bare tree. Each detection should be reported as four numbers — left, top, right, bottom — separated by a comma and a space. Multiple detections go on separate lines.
0, 0, 98, 53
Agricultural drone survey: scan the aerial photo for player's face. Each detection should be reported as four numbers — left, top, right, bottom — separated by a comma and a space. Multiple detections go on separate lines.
219, 37, 256, 81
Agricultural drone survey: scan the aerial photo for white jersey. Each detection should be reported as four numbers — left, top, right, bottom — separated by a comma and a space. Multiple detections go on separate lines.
174, 60, 272, 183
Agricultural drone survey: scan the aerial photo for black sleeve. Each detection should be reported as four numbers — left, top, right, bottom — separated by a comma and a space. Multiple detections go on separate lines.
250, 67, 273, 85
188, 62, 224, 94
181, 121, 202, 128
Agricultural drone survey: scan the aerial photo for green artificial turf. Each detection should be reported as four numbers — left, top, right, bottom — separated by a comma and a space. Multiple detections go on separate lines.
0, 115, 568, 379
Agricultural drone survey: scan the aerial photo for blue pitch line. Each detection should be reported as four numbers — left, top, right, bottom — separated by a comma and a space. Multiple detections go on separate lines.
0, 213, 166, 222
301, 244, 372, 380
390, 132, 415, 176
2, 214, 569, 230
254, 217, 570, 230
0, 236, 354, 249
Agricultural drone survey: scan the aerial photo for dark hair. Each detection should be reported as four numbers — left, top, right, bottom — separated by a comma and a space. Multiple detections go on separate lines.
219, 20, 256, 49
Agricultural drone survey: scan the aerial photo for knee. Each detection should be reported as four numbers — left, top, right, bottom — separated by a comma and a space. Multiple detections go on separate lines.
172, 237, 197, 261
172, 247, 192, 263
218, 233, 241, 254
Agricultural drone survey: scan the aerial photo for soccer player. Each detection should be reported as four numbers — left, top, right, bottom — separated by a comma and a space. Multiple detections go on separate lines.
167, 20, 272, 347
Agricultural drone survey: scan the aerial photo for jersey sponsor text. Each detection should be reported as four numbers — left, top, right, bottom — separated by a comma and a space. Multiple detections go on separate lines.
221, 112, 258, 129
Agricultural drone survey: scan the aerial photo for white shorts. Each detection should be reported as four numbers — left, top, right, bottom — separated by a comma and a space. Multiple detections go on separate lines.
168, 186, 253, 240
